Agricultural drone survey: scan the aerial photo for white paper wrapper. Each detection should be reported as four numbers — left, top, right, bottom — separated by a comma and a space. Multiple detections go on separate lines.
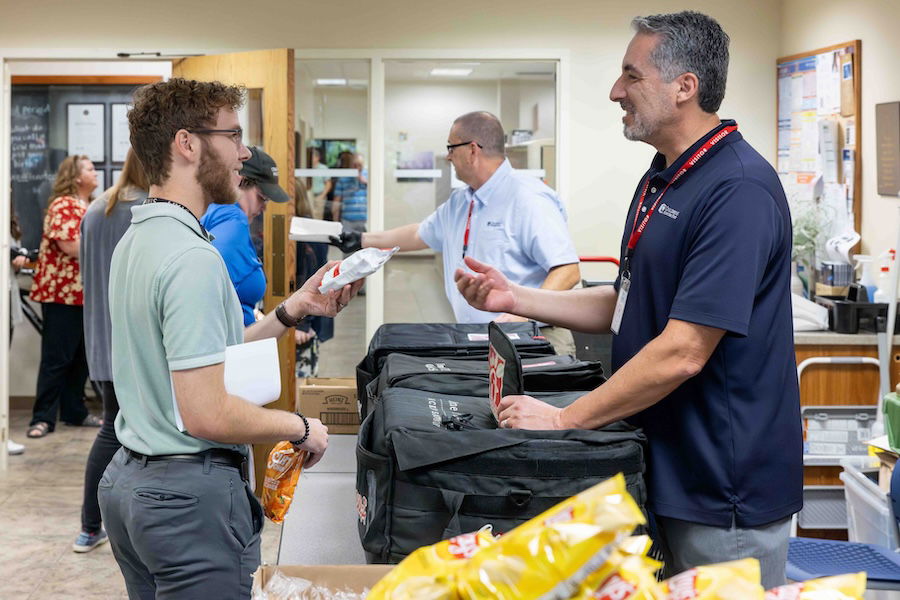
289, 216, 343, 243
318, 247, 400, 294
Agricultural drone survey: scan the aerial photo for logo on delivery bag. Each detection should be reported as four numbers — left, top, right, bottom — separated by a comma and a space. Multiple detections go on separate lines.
488, 343, 506, 418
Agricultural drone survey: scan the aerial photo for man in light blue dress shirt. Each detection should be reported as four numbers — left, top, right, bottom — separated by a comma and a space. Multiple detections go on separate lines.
330, 111, 580, 353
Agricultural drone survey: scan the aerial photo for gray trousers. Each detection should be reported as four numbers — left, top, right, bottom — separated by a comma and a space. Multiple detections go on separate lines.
655, 514, 791, 589
98, 448, 262, 600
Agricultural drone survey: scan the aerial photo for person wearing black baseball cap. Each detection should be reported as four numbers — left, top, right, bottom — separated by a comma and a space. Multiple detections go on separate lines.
200, 146, 289, 325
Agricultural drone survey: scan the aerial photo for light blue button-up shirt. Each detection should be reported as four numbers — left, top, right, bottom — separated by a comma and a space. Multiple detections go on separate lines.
418, 159, 578, 323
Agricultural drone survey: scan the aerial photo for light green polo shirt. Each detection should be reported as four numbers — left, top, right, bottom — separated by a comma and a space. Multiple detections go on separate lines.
109, 202, 245, 456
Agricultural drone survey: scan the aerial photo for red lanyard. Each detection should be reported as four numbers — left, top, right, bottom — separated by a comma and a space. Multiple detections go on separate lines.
624, 124, 738, 274
462, 197, 475, 260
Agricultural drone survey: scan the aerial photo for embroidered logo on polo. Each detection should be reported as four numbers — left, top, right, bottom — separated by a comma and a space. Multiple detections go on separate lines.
659, 203, 680, 220
486, 220, 504, 228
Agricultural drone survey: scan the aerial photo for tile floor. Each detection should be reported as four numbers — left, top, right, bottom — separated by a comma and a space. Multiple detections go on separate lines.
0, 406, 282, 599
0, 253, 454, 598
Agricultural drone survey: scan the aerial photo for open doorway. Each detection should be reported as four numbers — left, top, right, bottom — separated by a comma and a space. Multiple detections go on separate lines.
4, 61, 171, 466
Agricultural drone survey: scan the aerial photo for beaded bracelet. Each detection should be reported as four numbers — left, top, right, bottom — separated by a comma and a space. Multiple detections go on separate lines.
291, 412, 310, 447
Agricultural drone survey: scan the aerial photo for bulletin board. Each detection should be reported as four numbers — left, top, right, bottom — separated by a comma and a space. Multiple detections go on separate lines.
776, 40, 862, 251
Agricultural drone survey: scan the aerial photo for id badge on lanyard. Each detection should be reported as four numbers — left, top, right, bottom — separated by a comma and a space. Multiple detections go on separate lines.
610, 274, 629, 335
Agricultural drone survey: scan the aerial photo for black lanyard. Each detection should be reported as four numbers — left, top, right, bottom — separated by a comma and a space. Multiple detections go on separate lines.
145, 197, 208, 238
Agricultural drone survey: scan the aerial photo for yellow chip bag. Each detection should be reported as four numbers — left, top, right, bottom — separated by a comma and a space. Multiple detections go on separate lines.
618, 535, 654, 557
456, 473, 646, 599
571, 551, 664, 600
368, 527, 497, 600
764, 573, 866, 600
659, 558, 764, 600
262, 441, 307, 524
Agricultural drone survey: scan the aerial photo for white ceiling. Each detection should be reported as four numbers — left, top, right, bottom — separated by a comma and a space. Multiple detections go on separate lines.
296, 59, 555, 87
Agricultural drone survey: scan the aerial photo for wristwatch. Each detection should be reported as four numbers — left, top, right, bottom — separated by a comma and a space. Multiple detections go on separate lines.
291, 412, 310, 447
275, 301, 303, 327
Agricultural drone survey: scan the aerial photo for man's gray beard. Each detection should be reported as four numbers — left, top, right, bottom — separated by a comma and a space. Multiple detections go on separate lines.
623, 121, 651, 142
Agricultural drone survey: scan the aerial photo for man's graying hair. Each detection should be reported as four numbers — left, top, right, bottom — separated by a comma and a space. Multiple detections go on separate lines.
452, 111, 505, 158
632, 11, 730, 113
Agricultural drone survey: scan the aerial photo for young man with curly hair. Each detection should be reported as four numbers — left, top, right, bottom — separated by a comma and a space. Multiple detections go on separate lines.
98, 78, 361, 598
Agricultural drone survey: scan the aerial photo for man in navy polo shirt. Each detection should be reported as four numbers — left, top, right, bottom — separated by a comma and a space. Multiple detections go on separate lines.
454, 11, 801, 588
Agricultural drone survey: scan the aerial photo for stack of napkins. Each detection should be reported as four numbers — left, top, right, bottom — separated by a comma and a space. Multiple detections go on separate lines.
289, 217, 343, 242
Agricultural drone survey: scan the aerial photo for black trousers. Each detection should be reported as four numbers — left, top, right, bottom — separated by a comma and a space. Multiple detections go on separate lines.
82, 381, 121, 533
30, 302, 89, 430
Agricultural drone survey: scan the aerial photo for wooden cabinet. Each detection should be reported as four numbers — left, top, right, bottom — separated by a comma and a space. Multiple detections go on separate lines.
794, 332, 899, 540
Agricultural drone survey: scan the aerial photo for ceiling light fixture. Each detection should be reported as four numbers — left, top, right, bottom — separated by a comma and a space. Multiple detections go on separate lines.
430, 68, 473, 77
316, 78, 347, 86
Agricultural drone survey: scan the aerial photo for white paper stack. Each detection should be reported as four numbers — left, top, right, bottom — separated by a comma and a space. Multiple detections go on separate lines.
172, 337, 282, 432
289, 216, 343, 243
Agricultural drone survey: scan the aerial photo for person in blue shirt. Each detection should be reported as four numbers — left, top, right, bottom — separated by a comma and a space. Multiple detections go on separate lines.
201, 146, 288, 325
454, 11, 801, 589
332, 151, 367, 236
329, 111, 580, 355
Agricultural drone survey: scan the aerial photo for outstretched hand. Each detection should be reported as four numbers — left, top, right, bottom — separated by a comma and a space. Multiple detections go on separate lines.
454, 256, 518, 315
294, 261, 364, 318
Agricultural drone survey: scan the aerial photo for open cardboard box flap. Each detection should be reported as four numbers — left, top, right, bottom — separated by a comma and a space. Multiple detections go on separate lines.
253, 564, 393, 596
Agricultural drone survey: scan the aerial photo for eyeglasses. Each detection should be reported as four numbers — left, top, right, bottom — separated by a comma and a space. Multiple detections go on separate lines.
187, 128, 244, 147
446, 140, 482, 154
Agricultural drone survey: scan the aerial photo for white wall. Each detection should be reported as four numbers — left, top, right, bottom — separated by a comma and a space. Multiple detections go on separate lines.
384, 80, 497, 228
781, 0, 900, 257
311, 87, 368, 158
1, 0, 782, 260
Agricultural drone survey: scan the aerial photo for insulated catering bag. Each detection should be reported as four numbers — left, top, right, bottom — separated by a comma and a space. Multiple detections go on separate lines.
356, 322, 555, 417
365, 352, 607, 412
356, 387, 647, 563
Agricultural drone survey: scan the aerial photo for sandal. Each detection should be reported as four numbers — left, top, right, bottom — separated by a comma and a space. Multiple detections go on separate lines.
78, 414, 103, 427
27, 421, 50, 438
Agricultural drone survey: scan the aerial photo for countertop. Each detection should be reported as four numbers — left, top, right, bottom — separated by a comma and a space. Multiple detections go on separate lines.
794, 330, 900, 345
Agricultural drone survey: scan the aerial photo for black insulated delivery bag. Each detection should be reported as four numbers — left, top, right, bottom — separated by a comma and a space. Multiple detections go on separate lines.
356, 387, 646, 564
356, 322, 555, 416
364, 352, 607, 417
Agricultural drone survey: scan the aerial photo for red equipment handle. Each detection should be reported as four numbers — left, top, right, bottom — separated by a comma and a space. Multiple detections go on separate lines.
578, 256, 620, 266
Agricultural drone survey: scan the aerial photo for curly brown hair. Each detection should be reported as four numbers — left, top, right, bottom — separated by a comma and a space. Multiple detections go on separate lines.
127, 78, 245, 185
49, 155, 90, 203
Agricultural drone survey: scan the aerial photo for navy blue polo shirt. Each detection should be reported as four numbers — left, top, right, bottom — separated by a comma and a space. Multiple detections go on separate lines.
613, 120, 802, 528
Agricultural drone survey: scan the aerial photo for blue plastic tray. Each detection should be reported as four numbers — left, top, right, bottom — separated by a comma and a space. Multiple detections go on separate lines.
788, 537, 900, 584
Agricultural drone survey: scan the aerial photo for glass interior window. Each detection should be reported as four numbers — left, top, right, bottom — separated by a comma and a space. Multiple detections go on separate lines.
382, 60, 558, 324
294, 59, 370, 373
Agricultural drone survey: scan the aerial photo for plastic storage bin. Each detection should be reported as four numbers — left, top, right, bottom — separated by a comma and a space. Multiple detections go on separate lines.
840, 458, 900, 549
802, 405, 876, 461
797, 485, 848, 529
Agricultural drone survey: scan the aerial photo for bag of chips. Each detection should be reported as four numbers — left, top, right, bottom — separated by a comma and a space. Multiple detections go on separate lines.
262, 441, 307, 523
367, 527, 497, 600
571, 549, 663, 600
456, 473, 646, 599
658, 558, 764, 600
764, 573, 866, 600
318, 247, 399, 293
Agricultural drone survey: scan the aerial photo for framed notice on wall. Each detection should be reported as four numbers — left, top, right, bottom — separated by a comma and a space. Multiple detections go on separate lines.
111, 103, 131, 163
67, 103, 105, 162
876, 102, 900, 196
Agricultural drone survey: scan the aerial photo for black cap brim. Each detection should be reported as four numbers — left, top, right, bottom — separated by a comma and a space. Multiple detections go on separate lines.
258, 181, 290, 203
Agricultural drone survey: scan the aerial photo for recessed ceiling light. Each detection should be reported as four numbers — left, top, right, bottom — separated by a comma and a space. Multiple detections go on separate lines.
430, 68, 473, 77
316, 78, 347, 86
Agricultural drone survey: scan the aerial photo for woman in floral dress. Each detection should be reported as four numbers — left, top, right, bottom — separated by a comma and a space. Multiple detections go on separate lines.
27, 155, 100, 438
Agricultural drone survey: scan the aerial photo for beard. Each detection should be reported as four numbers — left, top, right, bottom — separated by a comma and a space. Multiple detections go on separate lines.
196, 138, 238, 206
620, 99, 669, 143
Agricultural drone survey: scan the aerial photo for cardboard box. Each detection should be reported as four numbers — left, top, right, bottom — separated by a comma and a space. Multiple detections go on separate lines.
297, 377, 359, 434
253, 564, 393, 598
